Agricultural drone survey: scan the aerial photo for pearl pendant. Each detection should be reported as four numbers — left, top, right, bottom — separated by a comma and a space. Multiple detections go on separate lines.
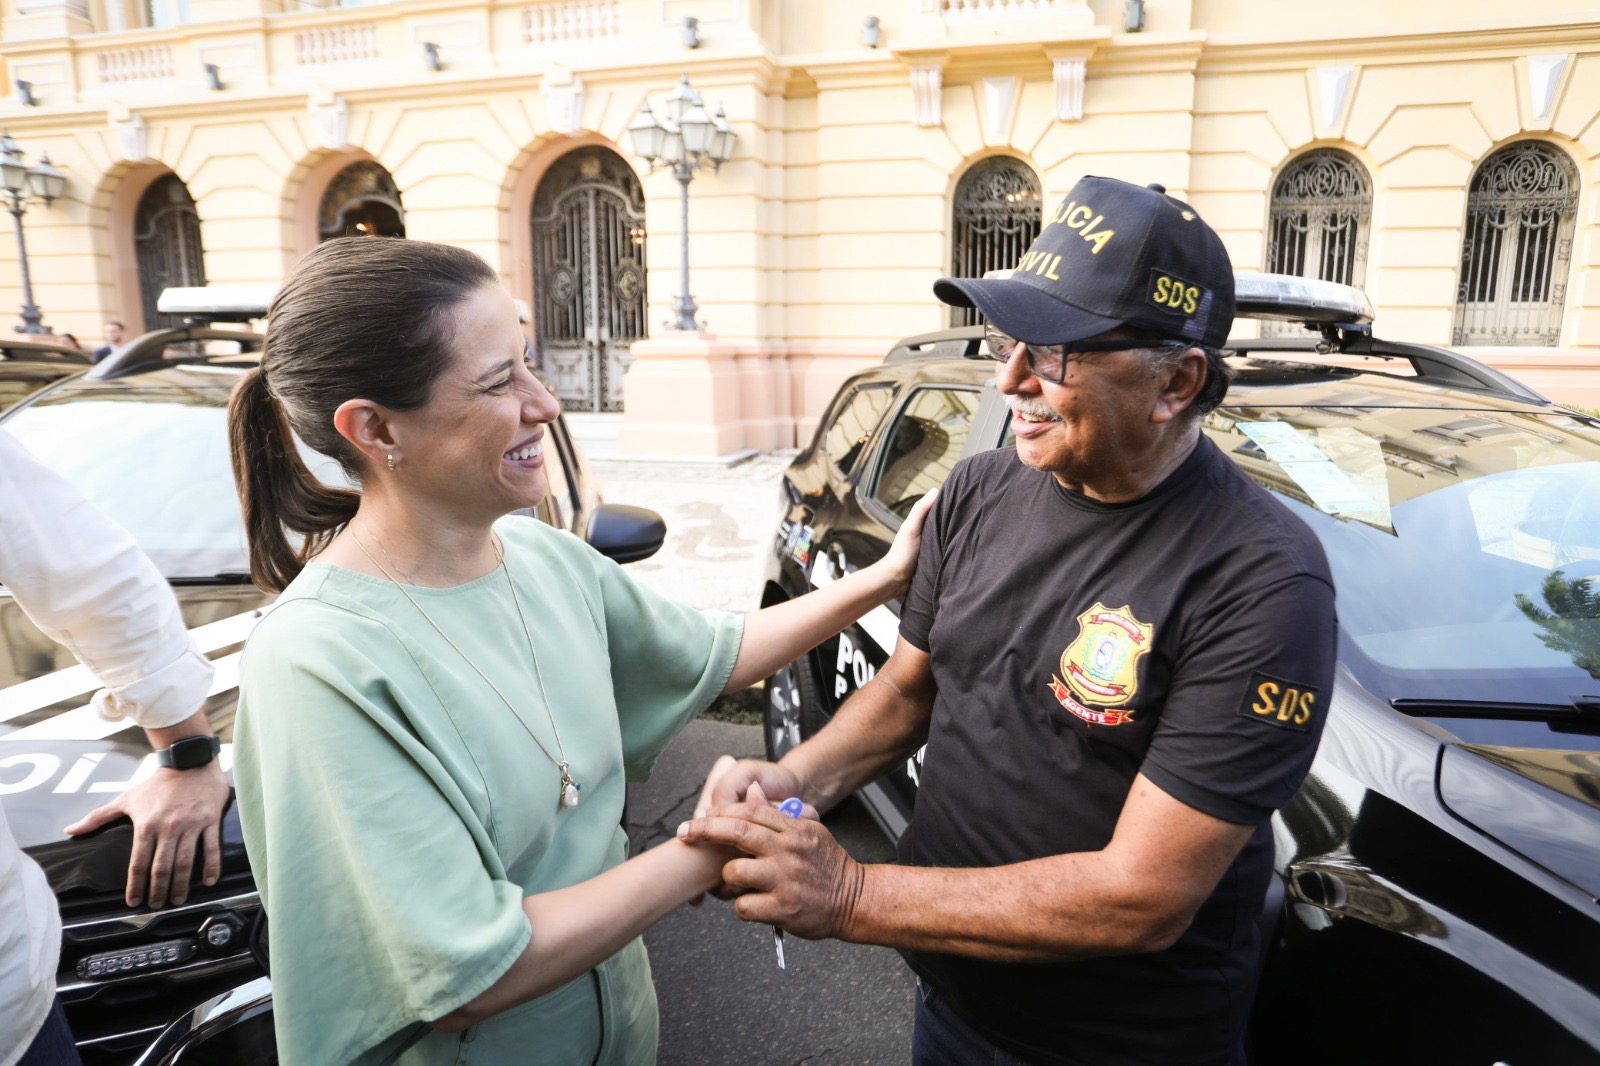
561, 781, 582, 809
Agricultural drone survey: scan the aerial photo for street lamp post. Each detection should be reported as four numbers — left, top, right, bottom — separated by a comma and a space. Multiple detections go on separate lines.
626, 76, 737, 331
0, 130, 67, 334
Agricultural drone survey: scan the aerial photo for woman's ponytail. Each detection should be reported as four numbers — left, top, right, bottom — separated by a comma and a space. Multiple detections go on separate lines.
227, 366, 359, 594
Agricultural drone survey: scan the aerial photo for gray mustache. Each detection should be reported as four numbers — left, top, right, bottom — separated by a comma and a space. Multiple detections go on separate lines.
1007, 399, 1064, 423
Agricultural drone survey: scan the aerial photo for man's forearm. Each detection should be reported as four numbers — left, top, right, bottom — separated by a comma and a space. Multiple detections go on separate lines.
783, 646, 933, 812
836, 774, 1256, 961
841, 853, 1182, 963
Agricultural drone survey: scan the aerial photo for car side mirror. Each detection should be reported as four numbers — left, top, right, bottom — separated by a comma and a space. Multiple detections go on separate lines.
587, 503, 666, 564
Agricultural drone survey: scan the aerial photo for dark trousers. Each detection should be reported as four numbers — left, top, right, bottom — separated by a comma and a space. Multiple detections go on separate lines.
17, 997, 82, 1066
912, 981, 1033, 1066
912, 979, 1250, 1066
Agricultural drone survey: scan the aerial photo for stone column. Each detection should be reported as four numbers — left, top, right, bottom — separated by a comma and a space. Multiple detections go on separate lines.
615, 331, 750, 458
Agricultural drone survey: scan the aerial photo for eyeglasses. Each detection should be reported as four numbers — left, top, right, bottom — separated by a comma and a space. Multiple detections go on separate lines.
981, 327, 1189, 385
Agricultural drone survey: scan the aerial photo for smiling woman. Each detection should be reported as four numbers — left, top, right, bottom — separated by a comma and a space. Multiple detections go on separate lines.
222, 237, 935, 1065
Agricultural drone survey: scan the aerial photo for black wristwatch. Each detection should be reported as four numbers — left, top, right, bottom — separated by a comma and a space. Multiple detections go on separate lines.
154, 735, 221, 770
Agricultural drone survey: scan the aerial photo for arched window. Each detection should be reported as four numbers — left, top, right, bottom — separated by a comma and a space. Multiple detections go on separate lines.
949, 157, 1041, 327
134, 174, 206, 332
318, 160, 405, 241
1455, 141, 1579, 346
1266, 148, 1371, 288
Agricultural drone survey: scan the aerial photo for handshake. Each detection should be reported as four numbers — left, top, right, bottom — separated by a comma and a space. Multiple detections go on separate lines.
673, 754, 867, 947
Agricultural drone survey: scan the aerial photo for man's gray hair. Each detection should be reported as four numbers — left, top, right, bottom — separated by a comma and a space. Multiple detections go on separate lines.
1137, 341, 1233, 418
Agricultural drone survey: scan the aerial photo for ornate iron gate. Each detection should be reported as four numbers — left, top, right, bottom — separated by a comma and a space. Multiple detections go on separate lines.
531, 147, 648, 412
949, 157, 1042, 328
134, 174, 206, 331
1454, 141, 1578, 347
1263, 149, 1372, 337
1267, 149, 1371, 287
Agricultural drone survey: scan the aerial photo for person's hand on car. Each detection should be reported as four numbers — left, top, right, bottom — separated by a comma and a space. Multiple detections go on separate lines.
66, 761, 230, 908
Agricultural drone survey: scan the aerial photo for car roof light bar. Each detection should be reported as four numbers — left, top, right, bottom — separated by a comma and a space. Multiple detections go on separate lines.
155, 284, 275, 323
1233, 272, 1374, 326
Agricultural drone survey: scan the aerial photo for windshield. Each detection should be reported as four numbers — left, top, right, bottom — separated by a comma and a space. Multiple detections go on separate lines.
3, 380, 346, 580
1205, 406, 1600, 715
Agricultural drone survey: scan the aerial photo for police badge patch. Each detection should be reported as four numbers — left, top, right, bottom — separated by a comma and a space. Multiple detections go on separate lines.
1047, 602, 1153, 727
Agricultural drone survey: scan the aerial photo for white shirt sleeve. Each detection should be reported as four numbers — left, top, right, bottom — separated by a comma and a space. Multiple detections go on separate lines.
0, 429, 214, 729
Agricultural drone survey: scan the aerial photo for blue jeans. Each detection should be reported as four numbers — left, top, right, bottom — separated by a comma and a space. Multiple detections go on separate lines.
912, 981, 1033, 1066
17, 997, 82, 1066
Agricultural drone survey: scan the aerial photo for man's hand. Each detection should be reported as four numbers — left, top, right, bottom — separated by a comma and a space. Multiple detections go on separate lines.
64, 762, 230, 908
678, 798, 865, 941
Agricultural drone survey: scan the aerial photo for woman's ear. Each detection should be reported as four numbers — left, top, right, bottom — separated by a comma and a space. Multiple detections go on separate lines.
333, 399, 400, 471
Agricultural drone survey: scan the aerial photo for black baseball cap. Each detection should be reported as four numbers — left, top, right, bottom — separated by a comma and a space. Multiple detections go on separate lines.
935, 175, 1236, 348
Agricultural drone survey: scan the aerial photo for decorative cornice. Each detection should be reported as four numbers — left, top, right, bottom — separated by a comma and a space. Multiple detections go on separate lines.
1052, 58, 1083, 122
910, 63, 942, 128
308, 93, 349, 150
1316, 64, 1354, 129
1198, 20, 1600, 72
109, 110, 146, 161
1527, 52, 1568, 119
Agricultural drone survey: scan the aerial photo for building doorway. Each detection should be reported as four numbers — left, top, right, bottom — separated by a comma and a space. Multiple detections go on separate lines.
530, 146, 647, 413
134, 174, 205, 331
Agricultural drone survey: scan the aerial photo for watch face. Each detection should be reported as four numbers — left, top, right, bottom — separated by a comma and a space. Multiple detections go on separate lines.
169, 736, 219, 770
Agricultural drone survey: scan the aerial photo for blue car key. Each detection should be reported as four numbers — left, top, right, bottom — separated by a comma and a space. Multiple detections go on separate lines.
773, 797, 805, 970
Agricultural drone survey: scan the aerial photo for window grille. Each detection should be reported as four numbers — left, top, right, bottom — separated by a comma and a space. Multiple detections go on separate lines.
1264, 149, 1371, 336
1454, 141, 1578, 347
134, 175, 206, 332
949, 157, 1041, 328
318, 160, 406, 240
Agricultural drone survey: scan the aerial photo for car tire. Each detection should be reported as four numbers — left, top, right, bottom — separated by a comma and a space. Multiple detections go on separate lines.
763, 653, 822, 761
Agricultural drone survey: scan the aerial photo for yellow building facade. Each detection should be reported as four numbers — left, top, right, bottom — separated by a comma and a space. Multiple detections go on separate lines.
3, 0, 1600, 456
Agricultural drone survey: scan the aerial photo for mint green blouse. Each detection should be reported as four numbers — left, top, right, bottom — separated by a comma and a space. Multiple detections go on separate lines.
233, 518, 743, 1065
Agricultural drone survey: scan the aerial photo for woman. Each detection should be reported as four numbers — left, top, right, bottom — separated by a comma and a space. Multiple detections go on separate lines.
227, 237, 931, 1065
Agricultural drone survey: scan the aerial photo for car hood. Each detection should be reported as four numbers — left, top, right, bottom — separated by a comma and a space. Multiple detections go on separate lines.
0, 584, 268, 895
1439, 743, 1600, 900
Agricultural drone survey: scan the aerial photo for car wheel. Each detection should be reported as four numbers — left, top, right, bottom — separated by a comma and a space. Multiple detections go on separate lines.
763, 654, 821, 761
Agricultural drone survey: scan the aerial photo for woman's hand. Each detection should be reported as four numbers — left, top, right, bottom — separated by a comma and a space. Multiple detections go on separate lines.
873, 489, 938, 601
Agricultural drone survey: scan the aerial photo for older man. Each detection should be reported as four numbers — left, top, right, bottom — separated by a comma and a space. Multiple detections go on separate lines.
684, 176, 1337, 1065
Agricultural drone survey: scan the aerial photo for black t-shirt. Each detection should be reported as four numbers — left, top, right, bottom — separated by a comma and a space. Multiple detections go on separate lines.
897, 437, 1336, 1065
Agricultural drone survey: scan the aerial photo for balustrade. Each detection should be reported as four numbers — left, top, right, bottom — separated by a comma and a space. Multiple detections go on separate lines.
525, 0, 619, 44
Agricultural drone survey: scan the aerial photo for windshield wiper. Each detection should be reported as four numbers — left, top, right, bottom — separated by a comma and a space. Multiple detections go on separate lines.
168, 571, 255, 586
1392, 696, 1600, 727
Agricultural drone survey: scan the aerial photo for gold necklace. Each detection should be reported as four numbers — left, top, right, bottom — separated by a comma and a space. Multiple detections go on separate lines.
350, 526, 581, 811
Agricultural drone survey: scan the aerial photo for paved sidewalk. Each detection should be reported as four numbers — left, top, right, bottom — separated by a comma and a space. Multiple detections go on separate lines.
591, 451, 797, 612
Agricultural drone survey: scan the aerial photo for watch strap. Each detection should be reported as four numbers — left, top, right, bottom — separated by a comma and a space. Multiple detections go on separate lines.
154, 735, 221, 770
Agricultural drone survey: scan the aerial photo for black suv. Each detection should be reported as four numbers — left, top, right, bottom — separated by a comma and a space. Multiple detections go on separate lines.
761, 274, 1600, 1064
0, 290, 667, 1065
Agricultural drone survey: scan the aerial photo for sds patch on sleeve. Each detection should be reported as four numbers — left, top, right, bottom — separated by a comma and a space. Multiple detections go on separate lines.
1236, 671, 1322, 733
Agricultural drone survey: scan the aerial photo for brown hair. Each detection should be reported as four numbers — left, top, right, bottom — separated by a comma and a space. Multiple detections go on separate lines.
227, 236, 499, 592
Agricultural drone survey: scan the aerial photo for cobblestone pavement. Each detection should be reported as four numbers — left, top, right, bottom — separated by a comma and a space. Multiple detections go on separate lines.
590, 451, 797, 612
